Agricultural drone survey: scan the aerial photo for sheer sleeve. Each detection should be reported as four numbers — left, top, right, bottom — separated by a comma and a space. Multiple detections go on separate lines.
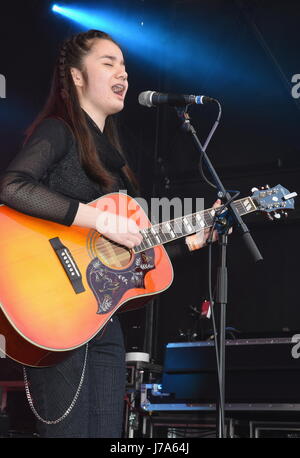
0, 118, 80, 226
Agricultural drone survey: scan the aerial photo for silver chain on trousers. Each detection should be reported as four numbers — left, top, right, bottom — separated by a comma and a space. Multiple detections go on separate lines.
23, 343, 89, 425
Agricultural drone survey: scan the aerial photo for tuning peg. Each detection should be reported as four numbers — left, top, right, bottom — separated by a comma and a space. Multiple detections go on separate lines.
283, 191, 297, 201
278, 211, 288, 219
259, 184, 270, 190
273, 212, 282, 220
251, 187, 259, 193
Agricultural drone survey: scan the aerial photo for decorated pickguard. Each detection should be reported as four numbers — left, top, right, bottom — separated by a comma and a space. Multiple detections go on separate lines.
86, 249, 155, 314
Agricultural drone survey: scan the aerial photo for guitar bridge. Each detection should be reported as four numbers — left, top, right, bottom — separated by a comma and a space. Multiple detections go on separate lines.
49, 237, 85, 294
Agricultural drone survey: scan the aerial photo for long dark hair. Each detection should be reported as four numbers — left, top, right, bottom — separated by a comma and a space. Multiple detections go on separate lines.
25, 29, 138, 193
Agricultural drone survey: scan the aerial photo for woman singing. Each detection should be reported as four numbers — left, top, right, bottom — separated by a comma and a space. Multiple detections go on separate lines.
0, 29, 214, 438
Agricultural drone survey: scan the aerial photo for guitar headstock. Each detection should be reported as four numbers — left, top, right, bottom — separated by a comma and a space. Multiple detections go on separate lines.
251, 184, 297, 220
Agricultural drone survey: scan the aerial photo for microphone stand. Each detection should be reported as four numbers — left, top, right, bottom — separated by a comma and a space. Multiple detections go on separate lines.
175, 105, 263, 438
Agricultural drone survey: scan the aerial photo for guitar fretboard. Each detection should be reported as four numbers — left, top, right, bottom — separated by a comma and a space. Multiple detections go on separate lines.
134, 196, 257, 253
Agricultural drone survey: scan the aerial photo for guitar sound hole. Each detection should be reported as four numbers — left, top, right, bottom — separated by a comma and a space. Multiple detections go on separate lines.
94, 235, 132, 269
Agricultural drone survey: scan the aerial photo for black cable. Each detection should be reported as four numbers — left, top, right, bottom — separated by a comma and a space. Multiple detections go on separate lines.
206, 191, 240, 437
197, 100, 222, 189
207, 229, 224, 435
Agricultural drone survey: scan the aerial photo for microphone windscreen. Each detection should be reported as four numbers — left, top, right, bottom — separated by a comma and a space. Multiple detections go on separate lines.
138, 91, 153, 107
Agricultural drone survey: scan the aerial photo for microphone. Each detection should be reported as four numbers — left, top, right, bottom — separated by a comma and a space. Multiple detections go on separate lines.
138, 90, 216, 108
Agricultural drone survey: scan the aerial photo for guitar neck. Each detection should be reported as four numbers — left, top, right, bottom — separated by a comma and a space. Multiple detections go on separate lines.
134, 196, 257, 253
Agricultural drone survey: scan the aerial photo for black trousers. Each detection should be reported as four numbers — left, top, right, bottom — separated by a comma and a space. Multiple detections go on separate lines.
25, 317, 126, 438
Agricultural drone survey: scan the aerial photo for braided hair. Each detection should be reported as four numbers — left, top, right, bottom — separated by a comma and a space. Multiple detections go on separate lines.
57, 30, 114, 100
26, 30, 137, 193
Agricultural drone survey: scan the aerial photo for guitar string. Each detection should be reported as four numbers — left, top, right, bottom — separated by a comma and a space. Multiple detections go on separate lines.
67, 201, 247, 257
54, 200, 249, 264
67, 219, 247, 261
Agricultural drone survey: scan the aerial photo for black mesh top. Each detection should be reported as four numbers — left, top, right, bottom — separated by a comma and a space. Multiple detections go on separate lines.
0, 113, 190, 259
0, 113, 133, 226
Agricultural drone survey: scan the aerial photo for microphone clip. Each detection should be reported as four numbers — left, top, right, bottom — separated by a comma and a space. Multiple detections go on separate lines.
175, 107, 195, 134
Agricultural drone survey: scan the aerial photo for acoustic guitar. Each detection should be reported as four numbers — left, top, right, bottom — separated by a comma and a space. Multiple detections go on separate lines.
0, 185, 296, 366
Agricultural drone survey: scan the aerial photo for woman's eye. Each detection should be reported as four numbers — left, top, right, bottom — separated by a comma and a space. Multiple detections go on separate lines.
104, 63, 113, 67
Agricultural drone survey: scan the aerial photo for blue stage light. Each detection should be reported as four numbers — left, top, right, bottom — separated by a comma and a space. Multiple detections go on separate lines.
50, 3, 274, 98
50, 4, 169, 62
52, 4, 107, 29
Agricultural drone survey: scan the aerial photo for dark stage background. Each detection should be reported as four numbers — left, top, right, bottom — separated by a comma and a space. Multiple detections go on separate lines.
0, 0, 299, 368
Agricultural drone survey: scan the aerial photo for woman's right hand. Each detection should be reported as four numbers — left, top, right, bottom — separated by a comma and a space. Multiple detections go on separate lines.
72, 203, 143, 249
96, 211, 143, 249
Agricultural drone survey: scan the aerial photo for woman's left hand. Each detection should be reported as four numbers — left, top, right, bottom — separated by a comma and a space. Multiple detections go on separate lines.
185, 199, 221, 252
